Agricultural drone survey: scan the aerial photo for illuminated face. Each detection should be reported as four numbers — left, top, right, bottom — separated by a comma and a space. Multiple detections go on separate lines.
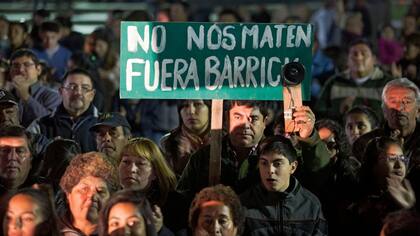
9, 56, 41, 84
95, 126, 128, 162
0, 136, 31, 189
345, 113, 373, 145
195, 201, 237, 236
383, 86, 419, 132
259, 152, 297, 192
374, 143, 406, 182
348, 43, 375, 78
108, 202, 146, 236
60, 73, 95, 116
119, 154, 155, 192
66, 176, 110, 224
4, 194, 42, 236
228, 105, 266, 148
180, 100, 209, 135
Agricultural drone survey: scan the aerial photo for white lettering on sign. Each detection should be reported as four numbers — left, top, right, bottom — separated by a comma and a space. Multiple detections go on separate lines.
127, 25, 166, 53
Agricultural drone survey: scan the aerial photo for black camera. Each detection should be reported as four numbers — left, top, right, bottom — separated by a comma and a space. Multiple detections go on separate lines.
282, 62, 305, 133
282, 62, 305, 86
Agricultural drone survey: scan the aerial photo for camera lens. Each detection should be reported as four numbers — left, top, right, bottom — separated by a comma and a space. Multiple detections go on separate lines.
282, 62, 305, 86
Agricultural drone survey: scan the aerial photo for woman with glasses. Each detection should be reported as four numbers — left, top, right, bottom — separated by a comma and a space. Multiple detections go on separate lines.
119, 138, 189, 234
347, 136, 415, 236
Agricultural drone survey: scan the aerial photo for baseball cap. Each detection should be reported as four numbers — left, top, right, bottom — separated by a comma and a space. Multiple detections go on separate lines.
0, 89, 18, 105
90, 112, 131, 132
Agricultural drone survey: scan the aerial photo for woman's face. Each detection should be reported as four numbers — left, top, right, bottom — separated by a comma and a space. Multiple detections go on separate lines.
66, 176, 110, 224
345, 112, 373, 145
108, 202, 146, 236
119, 154, 155, 192
374, 143, 407, 182
195, 201, 237, 236
180, 100, 209, 135
4, 194, 42, 236
94, 39, 109, 59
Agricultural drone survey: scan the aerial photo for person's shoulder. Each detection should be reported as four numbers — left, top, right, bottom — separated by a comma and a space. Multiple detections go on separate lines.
240, 184, 261, 206
294, 181, 323, 211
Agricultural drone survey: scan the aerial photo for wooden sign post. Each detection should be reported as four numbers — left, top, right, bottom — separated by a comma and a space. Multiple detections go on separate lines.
209, 99, 223, 185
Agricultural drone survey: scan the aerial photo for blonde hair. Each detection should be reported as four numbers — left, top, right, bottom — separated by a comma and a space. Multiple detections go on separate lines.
122, 138, 177, 205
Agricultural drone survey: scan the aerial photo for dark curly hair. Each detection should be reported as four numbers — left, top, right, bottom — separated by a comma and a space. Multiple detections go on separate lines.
189, 184, 245, 235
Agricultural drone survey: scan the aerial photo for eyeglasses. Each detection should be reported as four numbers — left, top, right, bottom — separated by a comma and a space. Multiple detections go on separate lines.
63, 84, 94, 94
10, 62, 35, 70
386, 154, 409, 165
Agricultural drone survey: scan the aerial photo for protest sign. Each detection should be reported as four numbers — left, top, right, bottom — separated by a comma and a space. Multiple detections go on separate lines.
120, 22, 313, 100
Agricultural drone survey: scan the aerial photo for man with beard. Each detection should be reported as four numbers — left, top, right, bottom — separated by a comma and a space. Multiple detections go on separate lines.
177, 100, 330, 200
0, 125, 32, 199
0, 89, 20, 127
28, 68, 99, 152
9, 49, 61, 127
90, 112, 131, 165
354, 78, 420, 209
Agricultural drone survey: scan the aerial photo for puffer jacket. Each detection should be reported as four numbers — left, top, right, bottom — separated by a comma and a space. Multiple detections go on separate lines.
240, 177, 328, 236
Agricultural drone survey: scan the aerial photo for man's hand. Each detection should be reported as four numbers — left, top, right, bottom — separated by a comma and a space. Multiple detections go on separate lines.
292, 106, 316, 139
11, 75, 31, 101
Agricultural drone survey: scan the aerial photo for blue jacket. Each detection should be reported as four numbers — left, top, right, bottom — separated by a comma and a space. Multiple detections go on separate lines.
15, 82, 61, 127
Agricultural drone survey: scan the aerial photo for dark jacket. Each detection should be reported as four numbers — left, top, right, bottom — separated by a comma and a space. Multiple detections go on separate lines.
176, 136, 260, 201
27, 103, 99, 152
240, 177, 328, 236
315, 67, 393, 122
177, 131, 331, 201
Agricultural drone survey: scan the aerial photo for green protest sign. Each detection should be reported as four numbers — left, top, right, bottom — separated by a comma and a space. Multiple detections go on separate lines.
120, 22, 313, 100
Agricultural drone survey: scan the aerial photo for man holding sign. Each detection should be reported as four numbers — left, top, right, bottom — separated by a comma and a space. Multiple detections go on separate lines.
120, 22, 330, 198
176, 100, 329, 199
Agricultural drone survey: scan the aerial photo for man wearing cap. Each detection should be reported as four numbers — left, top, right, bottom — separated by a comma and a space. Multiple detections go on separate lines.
0, 89, 20, 127
90, 112, 132, 165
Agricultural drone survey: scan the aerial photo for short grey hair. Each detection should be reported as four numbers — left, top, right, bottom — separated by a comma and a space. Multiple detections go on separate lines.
381, 78, 420, 109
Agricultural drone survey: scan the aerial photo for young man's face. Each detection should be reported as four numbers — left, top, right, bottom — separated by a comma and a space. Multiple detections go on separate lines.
228, 104, 266, 148
41, 31, 60, 49
259, 152, 297, 192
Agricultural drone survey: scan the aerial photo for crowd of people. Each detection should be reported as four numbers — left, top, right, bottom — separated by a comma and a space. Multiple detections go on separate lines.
0, 0, 419, 235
